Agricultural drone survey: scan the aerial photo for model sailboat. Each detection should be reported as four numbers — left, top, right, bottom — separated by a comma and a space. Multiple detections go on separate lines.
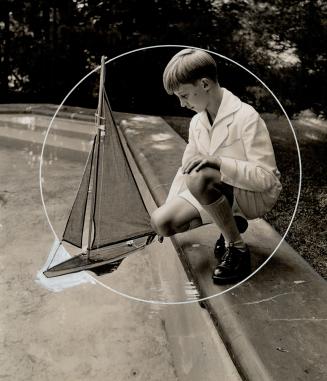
44, 56, 156, 278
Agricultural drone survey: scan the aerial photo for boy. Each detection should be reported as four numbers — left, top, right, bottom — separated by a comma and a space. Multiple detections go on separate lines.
151, 48, 282, 284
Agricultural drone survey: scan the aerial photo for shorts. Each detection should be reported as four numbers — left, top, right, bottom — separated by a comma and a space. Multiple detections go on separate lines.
179, 182, 245, 225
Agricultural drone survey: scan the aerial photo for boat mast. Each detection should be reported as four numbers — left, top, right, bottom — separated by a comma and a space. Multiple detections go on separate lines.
86, 56, 106, 259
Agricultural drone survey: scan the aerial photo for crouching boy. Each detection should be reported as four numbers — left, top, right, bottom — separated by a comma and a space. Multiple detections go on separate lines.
151, 48, 282, 284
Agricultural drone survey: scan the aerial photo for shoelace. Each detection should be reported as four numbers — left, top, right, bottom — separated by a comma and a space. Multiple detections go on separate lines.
220, 247, 234, 267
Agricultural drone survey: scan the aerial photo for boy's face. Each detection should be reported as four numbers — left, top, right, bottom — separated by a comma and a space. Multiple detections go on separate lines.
174, 80, 209, 113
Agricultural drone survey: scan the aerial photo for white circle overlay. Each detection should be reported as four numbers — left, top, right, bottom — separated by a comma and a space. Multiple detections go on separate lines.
39, 44, 302, 305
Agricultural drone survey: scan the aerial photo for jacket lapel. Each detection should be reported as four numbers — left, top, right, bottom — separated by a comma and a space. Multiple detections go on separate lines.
208, 88, 242, 155
193, 111, 211, 154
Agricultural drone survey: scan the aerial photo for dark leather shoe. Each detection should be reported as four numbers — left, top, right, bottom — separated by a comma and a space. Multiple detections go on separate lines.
214, 216, 248, 259
212, 244, 251, 284
214, 234, 226, 259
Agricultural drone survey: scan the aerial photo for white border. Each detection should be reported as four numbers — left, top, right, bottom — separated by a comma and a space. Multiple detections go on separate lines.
39, 44, 302, 304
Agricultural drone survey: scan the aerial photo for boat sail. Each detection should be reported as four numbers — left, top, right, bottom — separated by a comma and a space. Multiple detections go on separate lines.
44, 56, 156, 278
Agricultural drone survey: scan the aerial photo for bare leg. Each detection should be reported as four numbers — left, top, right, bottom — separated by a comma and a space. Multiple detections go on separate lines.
151, 196, 202, 238
185, 167, 244, 246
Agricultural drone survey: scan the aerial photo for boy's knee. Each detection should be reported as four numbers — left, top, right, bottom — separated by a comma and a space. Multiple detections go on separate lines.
186, 167, 222, 202
151, 208, 175, 237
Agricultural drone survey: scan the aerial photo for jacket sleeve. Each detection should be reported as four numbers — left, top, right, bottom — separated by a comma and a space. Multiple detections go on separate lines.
181, 120, 199, 167
220, 112, 280, 192
166, 119, 199, 202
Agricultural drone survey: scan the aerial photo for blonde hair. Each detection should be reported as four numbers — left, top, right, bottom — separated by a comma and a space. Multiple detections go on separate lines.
163, 48, 218, 94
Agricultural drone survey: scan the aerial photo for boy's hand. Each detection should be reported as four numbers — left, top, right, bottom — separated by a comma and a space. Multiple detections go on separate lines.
182, 155, 221, 174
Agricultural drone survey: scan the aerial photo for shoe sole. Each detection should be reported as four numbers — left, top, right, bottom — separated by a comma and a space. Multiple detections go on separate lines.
212, 268, 251, 285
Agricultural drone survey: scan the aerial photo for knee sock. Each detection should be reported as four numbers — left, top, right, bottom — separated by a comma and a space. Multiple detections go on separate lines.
201, 195, 246, 249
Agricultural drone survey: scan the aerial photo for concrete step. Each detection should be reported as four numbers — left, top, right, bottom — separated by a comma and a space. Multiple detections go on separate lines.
0, 114, 94, 162
0, 103, 95, 122
0, 110, 161, 162
0, 113, 95, 139
0, 110, 128, 161
120, 112, 327, 381
115, 131, 243, 381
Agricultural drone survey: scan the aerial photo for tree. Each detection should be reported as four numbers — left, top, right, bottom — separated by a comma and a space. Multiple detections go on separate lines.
2, 0, 326, 115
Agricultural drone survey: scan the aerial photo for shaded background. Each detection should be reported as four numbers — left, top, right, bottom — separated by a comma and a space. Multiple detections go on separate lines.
0, 0, 326, 117
0, 0, 326, 278
0, 4, 326, 380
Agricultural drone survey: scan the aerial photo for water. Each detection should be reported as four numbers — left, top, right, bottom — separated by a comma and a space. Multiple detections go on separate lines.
35, 239, 96, 292
1, 112, 201, 303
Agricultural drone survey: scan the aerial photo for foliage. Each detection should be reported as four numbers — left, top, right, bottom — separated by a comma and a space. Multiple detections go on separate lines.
0, 0, 325, 116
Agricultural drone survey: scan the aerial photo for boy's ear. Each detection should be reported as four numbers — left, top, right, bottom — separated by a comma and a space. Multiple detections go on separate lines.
200, 78, 211, 90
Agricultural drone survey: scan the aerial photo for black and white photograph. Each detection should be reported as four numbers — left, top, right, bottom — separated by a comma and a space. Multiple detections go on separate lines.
0, 1, 326, 380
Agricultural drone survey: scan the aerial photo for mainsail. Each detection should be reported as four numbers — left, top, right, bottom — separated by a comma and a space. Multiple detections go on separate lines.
91, 92, 154, 249
44, 56, 156, 278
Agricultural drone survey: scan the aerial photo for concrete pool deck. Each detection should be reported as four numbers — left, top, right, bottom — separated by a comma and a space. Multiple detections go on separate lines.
0, 108, 242, 381
1, 105, 326, 381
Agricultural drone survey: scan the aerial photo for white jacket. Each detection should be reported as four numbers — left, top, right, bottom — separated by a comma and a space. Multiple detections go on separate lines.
167, 88, 282, 219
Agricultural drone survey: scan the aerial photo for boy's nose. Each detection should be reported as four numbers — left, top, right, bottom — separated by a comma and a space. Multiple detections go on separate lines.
180, 99, 186, 107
